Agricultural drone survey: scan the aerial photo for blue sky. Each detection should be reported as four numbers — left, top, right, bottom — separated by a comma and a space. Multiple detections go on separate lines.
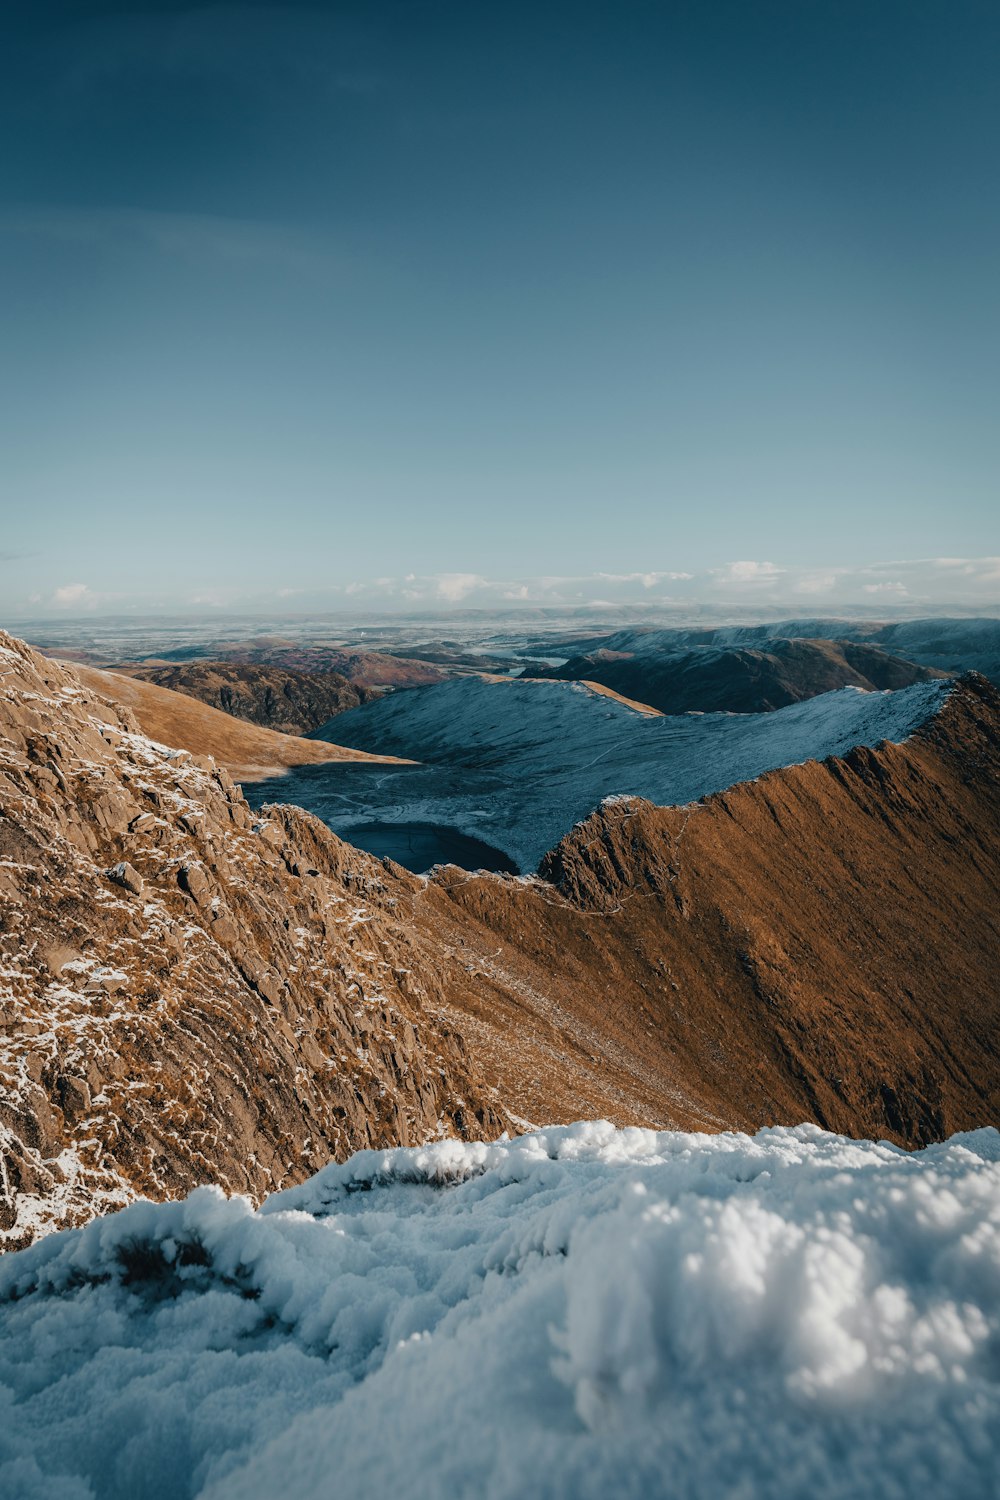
1, 1, 998, 617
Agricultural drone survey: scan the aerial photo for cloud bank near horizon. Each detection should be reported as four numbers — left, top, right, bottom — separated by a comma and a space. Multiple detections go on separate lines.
7, 557, 1000, 620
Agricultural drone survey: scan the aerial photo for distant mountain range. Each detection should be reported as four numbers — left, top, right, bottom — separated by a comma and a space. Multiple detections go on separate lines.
135, 642, 450, 688
523, 616, 1000, 689
525, 637, 947, 714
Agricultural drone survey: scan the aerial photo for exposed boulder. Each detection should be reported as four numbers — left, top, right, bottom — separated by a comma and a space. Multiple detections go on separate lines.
106, 860, 143, 895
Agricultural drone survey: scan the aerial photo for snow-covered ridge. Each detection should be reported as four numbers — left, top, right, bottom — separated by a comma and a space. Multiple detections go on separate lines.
2, 1122, 999, 1499
315, 675, 953, 870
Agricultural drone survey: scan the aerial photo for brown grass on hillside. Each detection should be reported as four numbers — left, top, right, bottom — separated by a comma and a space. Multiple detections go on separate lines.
70, 664, 411, 780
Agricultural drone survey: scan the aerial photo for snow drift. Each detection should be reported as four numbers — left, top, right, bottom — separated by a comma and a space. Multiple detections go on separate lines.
2, 1122, 999, 1499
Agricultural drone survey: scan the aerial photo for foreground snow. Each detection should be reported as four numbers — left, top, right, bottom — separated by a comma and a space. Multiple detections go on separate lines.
2, 1123, 998, 1500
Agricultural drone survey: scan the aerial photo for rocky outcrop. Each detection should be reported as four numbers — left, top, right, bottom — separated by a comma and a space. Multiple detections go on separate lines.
0, 633, 505, 1250
123, 663, 377, 735
527, 637, 947, 713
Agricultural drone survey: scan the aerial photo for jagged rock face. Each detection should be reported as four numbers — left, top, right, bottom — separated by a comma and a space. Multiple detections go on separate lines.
0, 634, 506, 1251
528, 637, 947, 713
123, 663, 376, 736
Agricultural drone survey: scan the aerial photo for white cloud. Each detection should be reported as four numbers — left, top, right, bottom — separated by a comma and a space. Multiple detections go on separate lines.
434, 573, 486, 603
52, 583, 98, 609
711, 561, 784, 586
792, 574, 838, 595
597, 571, 694, 588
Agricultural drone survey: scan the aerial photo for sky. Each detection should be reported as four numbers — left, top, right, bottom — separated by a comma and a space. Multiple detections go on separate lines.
1, 0, 998, 618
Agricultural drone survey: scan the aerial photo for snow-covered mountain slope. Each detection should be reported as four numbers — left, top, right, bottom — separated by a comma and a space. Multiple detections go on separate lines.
3, 1122, 999, 1500
315, 675, 953, 870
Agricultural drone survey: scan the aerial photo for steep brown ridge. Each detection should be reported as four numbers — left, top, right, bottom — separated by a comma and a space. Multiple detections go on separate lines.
0, 634, 504, 1250
120, 662, 376, 736
425, 673, 1000, 1143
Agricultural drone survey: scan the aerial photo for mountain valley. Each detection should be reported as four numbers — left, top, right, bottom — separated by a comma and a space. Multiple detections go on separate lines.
3, 628, 999, 1257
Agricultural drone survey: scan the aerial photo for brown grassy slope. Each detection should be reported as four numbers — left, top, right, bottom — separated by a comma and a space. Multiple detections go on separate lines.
70, 663, 407, 779
119, 662, 374, 736
419, 674, 1000, 1144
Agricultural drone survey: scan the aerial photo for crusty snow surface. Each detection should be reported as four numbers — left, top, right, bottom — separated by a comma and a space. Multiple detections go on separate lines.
315, 676, 951, 869
2, 1122, 999, 1500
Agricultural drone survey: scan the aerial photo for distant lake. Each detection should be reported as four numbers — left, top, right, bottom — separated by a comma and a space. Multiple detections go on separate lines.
242, 761, 520, 875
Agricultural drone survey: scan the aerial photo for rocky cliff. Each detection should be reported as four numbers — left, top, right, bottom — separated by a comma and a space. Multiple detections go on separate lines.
0, 634, 504, 1250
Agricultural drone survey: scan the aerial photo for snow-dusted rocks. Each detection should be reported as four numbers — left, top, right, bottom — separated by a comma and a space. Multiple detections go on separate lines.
0, 631, 507, 1250
105, 861, 143, 896
1, 1122, 998, 1500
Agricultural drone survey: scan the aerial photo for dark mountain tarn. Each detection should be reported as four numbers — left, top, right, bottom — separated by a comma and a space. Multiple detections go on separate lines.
243, 762, 520, 874
345, 822, 519, 874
